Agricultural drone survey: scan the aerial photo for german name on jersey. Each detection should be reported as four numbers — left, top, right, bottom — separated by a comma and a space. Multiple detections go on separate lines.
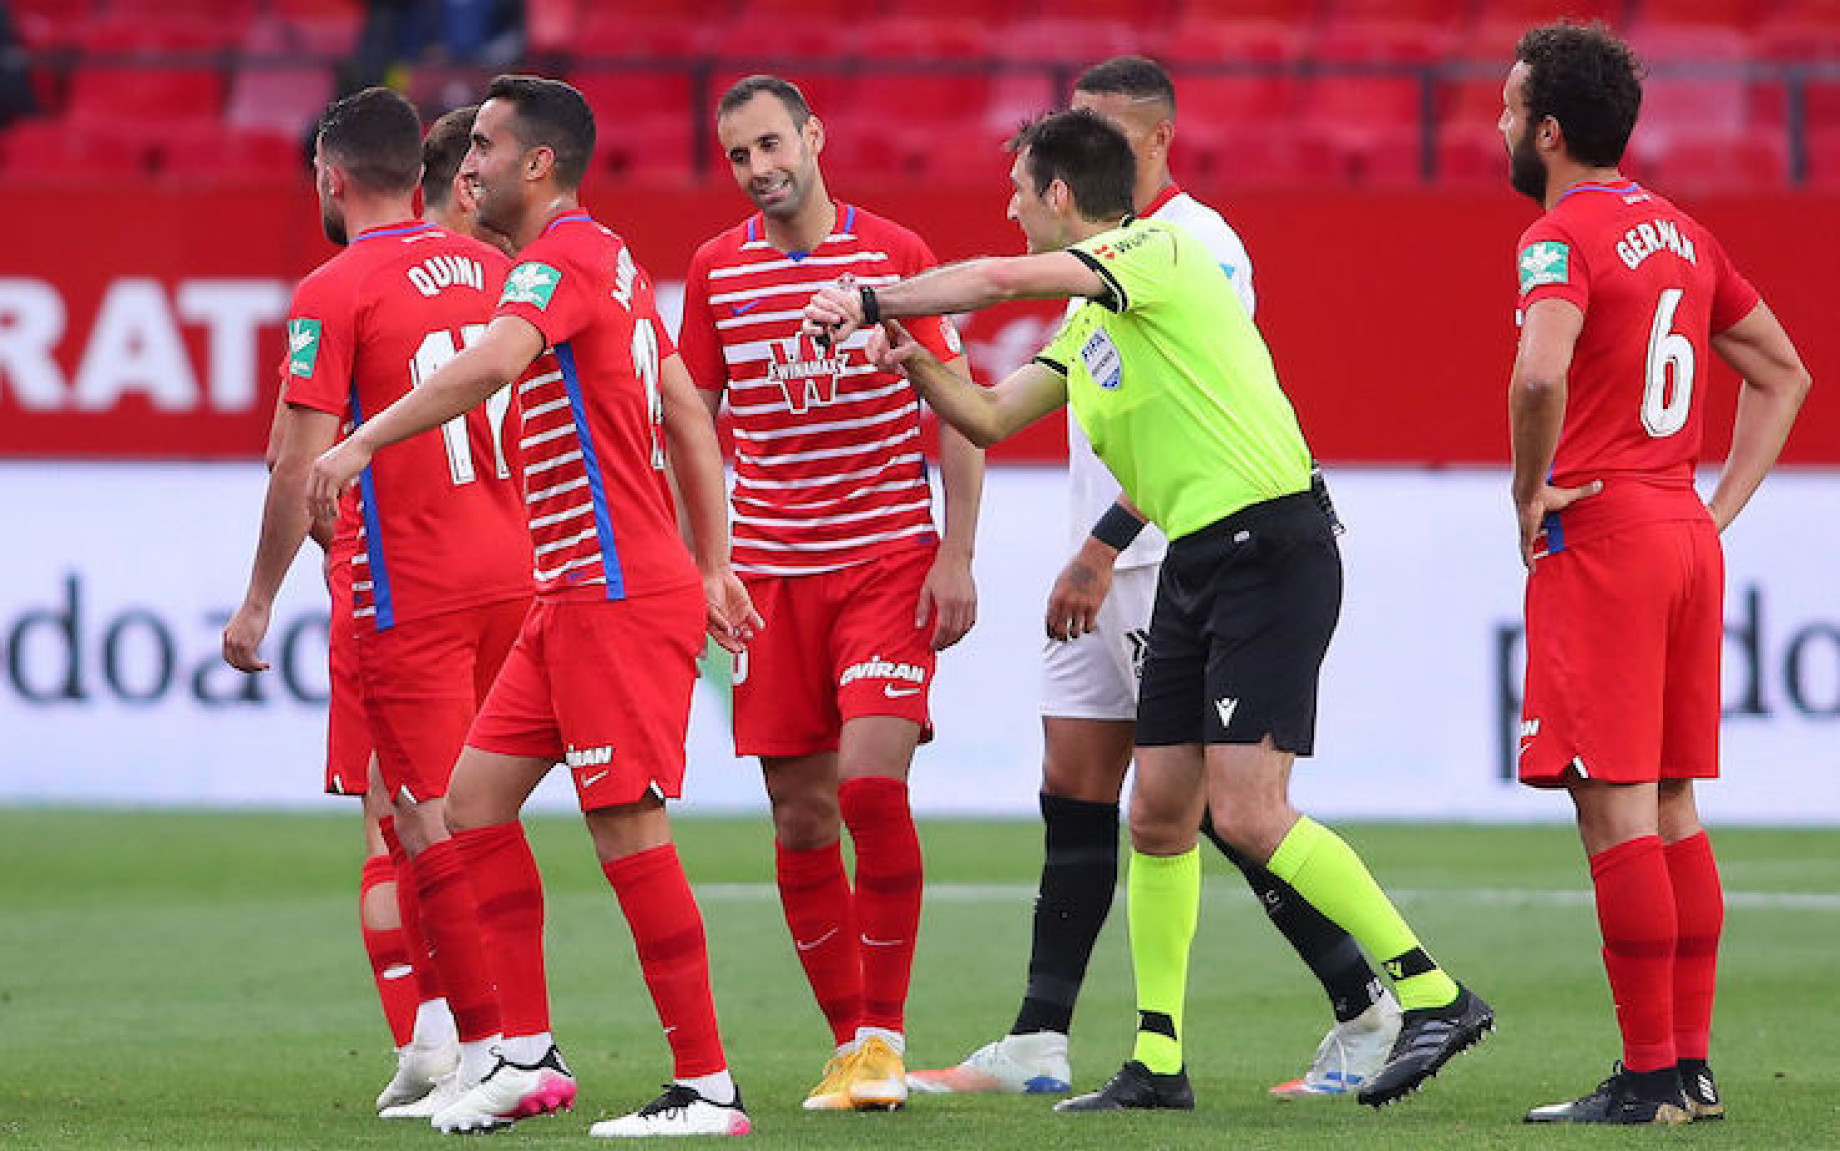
494, 211, 698, 601
284, 220, 532, 632
679, 204, 964, 577
1516, 180, 1760, 546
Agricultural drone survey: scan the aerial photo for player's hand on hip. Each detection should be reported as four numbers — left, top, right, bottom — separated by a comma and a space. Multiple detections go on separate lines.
917, 548, 977, 651
1045, 546, 1113, 641
801, 282, 864, 346
222, 601, 272, 673
703, 569, 763, 654
1517, 479, 1602, 570
307, 438, 372, 525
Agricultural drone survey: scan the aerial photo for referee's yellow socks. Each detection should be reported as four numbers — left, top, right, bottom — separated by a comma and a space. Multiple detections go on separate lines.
1127, 847, 1200, 1074
1266, 817, 1459, 1011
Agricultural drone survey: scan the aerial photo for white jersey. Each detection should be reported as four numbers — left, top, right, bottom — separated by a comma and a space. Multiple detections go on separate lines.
1064, 186, 1257, 568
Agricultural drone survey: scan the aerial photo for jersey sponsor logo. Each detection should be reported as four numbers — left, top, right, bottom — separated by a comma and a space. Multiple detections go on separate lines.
501, 261, 560, 310
1518, 241, 1570, 294
1080, 328, 1123, 391
940, 317, 963, 357
839, 653, 926, 690
766, 332, 846, 414
286, 318, 321, 378
565, 743, 613, 769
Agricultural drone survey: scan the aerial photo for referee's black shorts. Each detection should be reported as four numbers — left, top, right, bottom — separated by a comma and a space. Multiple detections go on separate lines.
1135, 492, 1341, 754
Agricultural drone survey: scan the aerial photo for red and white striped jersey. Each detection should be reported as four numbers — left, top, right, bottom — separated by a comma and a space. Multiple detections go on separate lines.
679, 203, 964, 577
495, 210, 699, 602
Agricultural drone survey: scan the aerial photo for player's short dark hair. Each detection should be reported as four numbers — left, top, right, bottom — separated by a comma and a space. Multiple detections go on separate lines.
1073, 55, 1177, 119
316, 86, 423, 195
717, 74, 813, 127
421, 104, 478, 210
1007, 108, 1136, 222
1515, 21, 1644, 167
483, 74, 594, 190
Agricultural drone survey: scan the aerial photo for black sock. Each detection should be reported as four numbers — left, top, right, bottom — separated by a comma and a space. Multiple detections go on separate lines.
1011, 793, 1119, 1036
1201, 811, 1383, 1023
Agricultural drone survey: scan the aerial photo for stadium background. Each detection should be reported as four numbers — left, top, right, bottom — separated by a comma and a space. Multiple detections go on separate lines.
1, 0, 1836, 822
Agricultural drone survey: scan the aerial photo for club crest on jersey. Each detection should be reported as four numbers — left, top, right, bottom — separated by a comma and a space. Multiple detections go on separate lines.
767, 332, 846, 414
501, 261, 560, 310
286, 318, 321, 377
1518, 241, 1569, 294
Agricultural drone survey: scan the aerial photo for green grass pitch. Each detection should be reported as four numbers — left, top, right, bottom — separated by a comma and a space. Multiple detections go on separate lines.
2, 810, 1836, 1149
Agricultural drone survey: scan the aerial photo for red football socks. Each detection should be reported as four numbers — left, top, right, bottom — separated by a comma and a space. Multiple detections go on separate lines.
408, 837, 502, 1043
840, 777, 923, 1035
358, 854, 418, 1047
1589, 834, 1677, 1072
454, 821, 551, 1039
605, 845, 727, 1078
1665, 832, 1724, 1061
775, 838, 862, 1045
379, 817, 444, 1005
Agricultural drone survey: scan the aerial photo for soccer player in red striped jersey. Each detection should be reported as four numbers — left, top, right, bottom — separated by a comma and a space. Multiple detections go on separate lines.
679, 74, 985, 1113
309, 74, 760, 1140
224, 88, 536, 1120
1500, 24, 1810, 1126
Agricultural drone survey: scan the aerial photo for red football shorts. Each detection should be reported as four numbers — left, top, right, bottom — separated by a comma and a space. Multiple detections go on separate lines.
467, 587, 705, 811
324, 568, 369, 797
732, 546, 937, 758
1519, 517, 1723, 787
358, 596, 530, 803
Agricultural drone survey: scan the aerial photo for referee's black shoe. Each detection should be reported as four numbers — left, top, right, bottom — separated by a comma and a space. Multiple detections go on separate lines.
1356, 984, 1494, 1107
1679, 1058, 1724, 1121
1053, 1061, 1194, 1112
1524, 1063, 1691, 1125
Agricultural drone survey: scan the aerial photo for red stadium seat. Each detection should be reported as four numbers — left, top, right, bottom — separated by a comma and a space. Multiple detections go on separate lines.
1640, 132, 1789, 193
1179, 122, 1342, 187
1455, 0, 1629, 61
66, 65, 226, 129
1629, 0, 1758, 26
1, 118, 155, 178
852, 17, 991, 62
1803, 125, 1840, 188
1177, 0, 1322, 19
1150, 15, 1313, 64
1755, 0, 1840, 58
992, 18, 1142, 64
1324, 0, 1467, 18
226, 63, 332, 136
573, 8, 719, 59
156, 122, 306, 183
1294, 71, 1428, 184
525, 0, 582, 55
844, 69, 993, 125
1434, 126, 1511, 185
1174, 73, 1296, 132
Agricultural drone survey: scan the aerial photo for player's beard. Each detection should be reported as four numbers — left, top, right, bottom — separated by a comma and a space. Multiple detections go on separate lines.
1508, 123, 1548, 204
321, 202, 348, 246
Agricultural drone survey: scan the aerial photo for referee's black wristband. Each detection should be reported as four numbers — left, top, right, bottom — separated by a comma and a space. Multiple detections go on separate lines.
1091, 503, 1146, 551
859, 285, 882, 326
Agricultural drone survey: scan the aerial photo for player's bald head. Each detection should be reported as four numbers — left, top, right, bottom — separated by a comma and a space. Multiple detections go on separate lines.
316, 87, 423, 195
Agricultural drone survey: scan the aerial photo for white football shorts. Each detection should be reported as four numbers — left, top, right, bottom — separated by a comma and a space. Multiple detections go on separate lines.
1039, 563, 1159, 721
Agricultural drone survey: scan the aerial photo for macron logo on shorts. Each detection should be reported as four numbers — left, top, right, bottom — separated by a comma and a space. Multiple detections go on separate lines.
1214, 697, 1239, 730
